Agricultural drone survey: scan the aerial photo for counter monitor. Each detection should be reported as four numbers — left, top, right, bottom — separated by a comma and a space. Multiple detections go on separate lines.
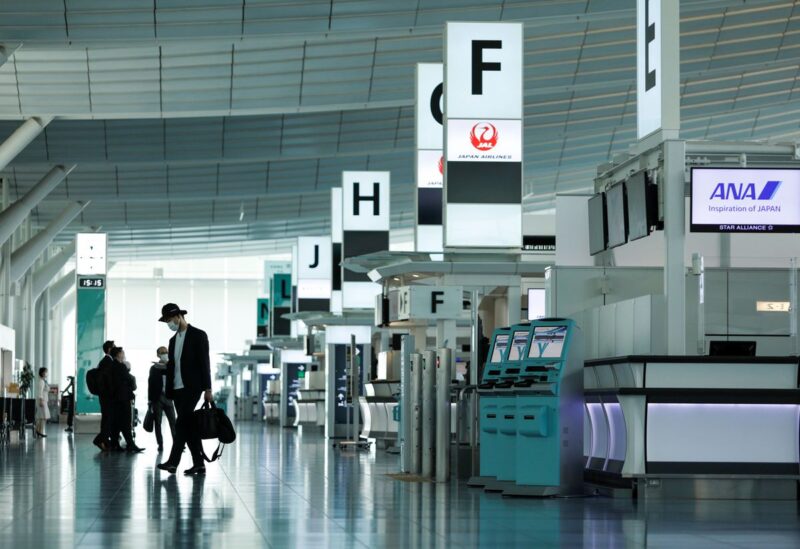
507, 330, 530, 362
490, 334, 510, 363
528, 326, 568, 359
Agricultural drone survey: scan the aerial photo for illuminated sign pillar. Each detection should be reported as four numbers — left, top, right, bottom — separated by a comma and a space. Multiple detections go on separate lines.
296, 235, 332, 312
415, 63, 444, 253
330, 188, 343, 314
444, 22, 523, 248
341, 171, 390, 310
270, 273, 293, 337
75, 233, 106, 414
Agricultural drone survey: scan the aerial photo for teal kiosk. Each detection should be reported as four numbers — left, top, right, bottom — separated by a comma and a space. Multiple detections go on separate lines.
507, 319, 584, 496
471, 327, 512, 487
473, 318, 584, 497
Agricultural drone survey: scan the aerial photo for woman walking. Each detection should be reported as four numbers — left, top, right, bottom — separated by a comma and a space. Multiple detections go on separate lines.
35, 367, 50, 438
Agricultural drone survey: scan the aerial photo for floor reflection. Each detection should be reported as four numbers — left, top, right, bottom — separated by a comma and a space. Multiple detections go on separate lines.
1, 423, 799, 548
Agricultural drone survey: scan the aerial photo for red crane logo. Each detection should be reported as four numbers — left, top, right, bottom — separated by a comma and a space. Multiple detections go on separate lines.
470, 122, 498, 151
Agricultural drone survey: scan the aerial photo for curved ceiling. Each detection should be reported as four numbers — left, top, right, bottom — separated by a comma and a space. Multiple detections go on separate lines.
0, 0, 799, 258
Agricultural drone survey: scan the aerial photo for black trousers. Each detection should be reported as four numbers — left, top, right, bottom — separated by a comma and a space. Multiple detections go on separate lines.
113, 400, 135, 448
167, 389, 202, 467
152, 397, 176, 447
93, 396, 114, 447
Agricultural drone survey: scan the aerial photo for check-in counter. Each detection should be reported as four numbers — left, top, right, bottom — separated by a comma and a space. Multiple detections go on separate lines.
584, 356, 800, 499
362, 380, 399, 441
296, 389, 325, 426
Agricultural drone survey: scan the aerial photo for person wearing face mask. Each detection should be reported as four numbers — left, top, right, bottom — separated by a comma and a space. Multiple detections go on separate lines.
148, 346, 176, 451
110, 346, 144, 453
156, 303, 213, 476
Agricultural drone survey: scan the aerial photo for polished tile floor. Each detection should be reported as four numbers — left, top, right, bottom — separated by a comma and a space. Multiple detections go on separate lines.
1, 422, 799, 548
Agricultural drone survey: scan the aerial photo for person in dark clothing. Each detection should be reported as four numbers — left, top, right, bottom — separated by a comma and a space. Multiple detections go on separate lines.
148, 346, 176, 451
156, 303, 213, 476
110, 346, 144, 453
93, 340, 117, 451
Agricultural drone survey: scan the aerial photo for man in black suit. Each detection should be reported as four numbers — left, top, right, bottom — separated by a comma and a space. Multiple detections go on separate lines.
156, 303, 213, 476
93, 340, 117, 451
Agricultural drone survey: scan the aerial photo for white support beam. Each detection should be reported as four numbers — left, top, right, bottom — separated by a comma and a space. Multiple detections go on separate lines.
32, 241, 75, 299
48, 269, 75, 306
0, 44, 21, 69
0, 117, 53, 172
0, 164, 75, 248
11, 201, 88, 283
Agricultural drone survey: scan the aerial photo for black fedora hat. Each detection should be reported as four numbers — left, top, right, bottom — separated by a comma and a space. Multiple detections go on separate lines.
159, 303, 187, 322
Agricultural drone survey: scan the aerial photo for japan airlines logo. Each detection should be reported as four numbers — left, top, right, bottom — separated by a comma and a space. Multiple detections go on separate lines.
438, 155, 444, 175
470, 122, 498, 151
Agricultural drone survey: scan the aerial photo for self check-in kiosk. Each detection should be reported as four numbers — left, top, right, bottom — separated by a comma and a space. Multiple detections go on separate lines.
475, 327, 512, 485
473, 319, 584, 496
507, 320, 584, 496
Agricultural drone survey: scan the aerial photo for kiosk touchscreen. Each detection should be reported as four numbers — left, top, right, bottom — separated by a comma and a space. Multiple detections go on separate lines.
480, 328, 511, 386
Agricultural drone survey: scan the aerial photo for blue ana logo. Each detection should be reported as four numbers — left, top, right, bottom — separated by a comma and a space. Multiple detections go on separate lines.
709, 181, 781, 201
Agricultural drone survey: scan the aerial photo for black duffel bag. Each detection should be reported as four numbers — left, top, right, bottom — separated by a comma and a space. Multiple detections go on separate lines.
193, 401, 236, 462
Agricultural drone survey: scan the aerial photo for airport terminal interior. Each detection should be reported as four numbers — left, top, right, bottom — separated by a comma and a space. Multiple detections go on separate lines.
3, 1, 800, 547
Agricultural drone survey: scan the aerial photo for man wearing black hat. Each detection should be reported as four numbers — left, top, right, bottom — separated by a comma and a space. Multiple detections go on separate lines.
156, 303, 213, 476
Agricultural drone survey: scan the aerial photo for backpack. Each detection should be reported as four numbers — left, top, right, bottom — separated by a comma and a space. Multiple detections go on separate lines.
86, 368, 102, 395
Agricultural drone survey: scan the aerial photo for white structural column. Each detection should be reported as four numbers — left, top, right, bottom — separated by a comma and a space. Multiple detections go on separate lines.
663, 140, 686, 354
32, 241, 75, 298
0, 117, 52, 172
0, 164, 76, 248
10, 201, 88, 283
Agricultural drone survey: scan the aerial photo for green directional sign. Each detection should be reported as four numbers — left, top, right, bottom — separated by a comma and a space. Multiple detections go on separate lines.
76, 277, 105, 414
271, 273, 293, 336
257, 298, 269, 337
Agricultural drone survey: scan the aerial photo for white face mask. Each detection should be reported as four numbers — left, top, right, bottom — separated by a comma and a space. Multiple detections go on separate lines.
167, 320, 179, 332
159, 353, 169, 363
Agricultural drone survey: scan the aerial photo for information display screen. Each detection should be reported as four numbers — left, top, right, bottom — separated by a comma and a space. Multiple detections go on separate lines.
490, 334, 510, 363
528, 326, 568, 359
626, 171, 656, 241
78, 277, 104, 289
606, 182, 628, 248
691, 167, 800, 233
588, 193, 607, 255
507, 330, 529, 362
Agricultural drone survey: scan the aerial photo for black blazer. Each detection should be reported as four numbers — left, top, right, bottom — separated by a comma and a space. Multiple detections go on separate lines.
148, 365, 167, 402
96, 355, 116, 398
165, 325, 211, 398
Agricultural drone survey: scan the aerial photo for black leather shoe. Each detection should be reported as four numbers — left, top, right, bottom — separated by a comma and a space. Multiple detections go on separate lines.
183, 465, 206, 476
157, 463, 177, 474
126, 446, 145, 453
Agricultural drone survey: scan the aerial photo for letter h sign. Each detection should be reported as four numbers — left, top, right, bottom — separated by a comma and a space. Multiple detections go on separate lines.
343, 171, 390, 232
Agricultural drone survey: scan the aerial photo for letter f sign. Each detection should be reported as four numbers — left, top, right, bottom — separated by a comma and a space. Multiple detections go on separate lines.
471, 40, 502, 95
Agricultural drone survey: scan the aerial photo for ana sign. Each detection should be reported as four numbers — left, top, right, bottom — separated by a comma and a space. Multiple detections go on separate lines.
690, 168, 800, 233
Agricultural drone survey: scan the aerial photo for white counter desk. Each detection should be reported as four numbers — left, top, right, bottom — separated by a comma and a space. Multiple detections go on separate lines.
584, 355, 800, 499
